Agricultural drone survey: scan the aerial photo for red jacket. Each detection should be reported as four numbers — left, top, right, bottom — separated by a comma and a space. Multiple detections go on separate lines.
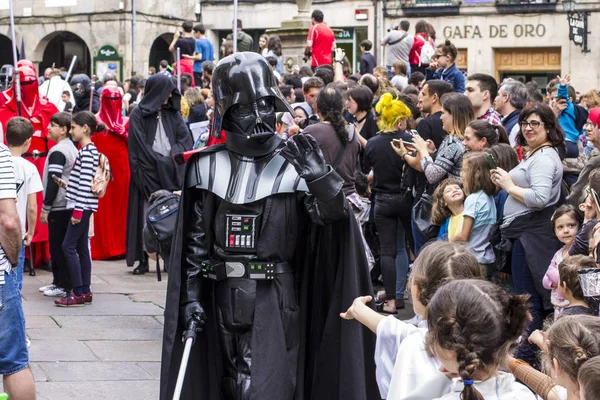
409, 33, 433, 66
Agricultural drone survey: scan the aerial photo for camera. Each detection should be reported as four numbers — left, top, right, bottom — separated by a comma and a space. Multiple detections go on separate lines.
387, 25, 399, 32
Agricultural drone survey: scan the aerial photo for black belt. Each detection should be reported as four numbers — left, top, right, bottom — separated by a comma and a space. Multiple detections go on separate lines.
23, 152, 48, 158
201, 260, 292, 281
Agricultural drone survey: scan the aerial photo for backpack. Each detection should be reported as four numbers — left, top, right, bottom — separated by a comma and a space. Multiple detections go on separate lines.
146, 194, 179, 281
419, 40, 435, 66
91, 153, 112, 198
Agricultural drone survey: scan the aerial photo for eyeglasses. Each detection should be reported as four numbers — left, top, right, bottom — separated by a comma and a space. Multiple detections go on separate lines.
585, 122, 598, 129
519, 120, 543, 129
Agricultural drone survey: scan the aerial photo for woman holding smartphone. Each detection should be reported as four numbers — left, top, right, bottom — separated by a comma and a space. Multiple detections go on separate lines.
363, 93, 414, 313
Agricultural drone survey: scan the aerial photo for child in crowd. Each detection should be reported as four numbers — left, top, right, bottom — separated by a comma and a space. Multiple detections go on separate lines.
359, 40, 376, 75
542, 204, 583, 316
557, 255, 595, 317
430, 179, 464, 241
484, 144, 519, 221
424, 279, 534, 399
5, 117, 43, 290
568, 169, 600, 256
390, 60, 408, 91
453, 153, 497, 278
506, 315, 600, 400
54, 111, 101, 307
340, 241, 483, 399
39, 112, 78, 298
578, 356, 600, 400
61, 91, 73, 113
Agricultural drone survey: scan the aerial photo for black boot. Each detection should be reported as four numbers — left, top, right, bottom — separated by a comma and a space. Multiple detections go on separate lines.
132, 254, 149, 275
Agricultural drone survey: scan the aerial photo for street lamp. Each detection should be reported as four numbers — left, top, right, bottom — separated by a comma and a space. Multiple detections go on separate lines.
563, 0, 575, 13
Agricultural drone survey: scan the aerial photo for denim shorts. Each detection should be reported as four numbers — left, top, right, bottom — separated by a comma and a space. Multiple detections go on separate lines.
0, 269, 29, 375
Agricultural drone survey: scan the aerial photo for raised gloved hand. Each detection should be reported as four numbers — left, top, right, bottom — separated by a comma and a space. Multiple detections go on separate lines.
180, 302, 207, 336
282, 134, 329, 182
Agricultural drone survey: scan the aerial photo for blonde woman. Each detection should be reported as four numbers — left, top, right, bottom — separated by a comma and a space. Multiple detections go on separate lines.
363, 93, 414, 313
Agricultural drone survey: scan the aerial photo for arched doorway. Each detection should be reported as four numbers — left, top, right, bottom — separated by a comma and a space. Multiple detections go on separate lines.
0, 35, 16, 68
149, 33, 174, 71
38, 31, 91, 76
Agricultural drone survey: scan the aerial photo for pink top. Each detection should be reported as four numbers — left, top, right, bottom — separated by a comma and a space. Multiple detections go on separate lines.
543, 247, 570, 308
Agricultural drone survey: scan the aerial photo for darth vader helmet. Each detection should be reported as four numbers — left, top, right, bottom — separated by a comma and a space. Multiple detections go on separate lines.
211, 52, 294, 157
70, 74, 92, 103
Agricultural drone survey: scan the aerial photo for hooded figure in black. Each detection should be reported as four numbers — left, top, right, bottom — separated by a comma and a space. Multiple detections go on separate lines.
70, 74, 100, 113
126, 73, 193, 273
160, 52, 379, 400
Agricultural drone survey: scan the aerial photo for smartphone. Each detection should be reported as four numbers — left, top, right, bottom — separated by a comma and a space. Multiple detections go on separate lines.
487, 154, 497, 170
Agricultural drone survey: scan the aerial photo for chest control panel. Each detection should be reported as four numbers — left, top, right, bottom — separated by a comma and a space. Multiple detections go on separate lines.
225, 214, 258, 251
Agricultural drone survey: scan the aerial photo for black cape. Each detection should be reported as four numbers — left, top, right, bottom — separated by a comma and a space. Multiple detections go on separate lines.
125, 74, 193, 266
160, 148, 379, 400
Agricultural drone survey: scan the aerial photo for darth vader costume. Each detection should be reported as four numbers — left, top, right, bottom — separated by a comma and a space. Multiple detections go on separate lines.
160, 52, 378, 400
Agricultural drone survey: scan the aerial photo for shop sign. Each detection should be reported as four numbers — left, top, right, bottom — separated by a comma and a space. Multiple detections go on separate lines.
337, 29, 353, 40
443, 24, 546, 40
97, 45, 119, 58
568, 14, 586, 47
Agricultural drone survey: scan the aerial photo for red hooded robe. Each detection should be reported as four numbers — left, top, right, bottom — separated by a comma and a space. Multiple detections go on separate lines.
91, 86, 130, 259
0, 64, 58, 267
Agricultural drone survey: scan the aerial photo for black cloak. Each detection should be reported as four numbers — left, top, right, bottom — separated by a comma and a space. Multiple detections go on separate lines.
160, 148, 379, 400
125, 74, 193, 266
70, 74, 100, 114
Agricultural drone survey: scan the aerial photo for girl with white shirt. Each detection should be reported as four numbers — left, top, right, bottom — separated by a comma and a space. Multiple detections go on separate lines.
340, 241, 483, 399
422, 279, 535, 400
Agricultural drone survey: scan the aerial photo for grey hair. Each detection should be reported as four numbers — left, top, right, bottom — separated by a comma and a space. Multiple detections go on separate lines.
500, 78, 528, 109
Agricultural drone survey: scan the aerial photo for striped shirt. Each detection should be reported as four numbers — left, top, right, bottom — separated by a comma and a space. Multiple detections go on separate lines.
66, 143, 99, 219
0, 144, 16, 272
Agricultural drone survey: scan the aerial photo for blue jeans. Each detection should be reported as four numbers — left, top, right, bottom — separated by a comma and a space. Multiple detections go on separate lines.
512, 239, 551, 366
16, 240, 24, 292
411, 219, 429, 256
395, 224, 408, 299
63, 210, 92, 295
0, 269, 29, 375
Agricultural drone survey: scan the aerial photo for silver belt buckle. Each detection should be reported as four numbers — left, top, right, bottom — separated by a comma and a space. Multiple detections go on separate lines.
225, 262, 246, 278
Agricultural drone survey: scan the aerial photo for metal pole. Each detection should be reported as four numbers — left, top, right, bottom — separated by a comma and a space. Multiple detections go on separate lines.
58, 55, 77, 105
8, 0, 21, 116
177, 47, 181, 93
132, 0, 137, 76
233, 0, 238, 53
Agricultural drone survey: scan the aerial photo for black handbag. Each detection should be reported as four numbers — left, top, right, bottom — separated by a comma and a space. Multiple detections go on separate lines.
146, 194, 179, 281
411, 192, 439, 239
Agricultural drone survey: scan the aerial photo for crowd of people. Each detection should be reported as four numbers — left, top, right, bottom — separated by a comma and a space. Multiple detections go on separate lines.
0, 9, 600, 400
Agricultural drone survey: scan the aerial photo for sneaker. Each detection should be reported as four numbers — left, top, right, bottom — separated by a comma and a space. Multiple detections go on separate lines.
83, 292, 93, 304
55, 292, 85, 307
39, 283, 55, 292
44, 287, 66, 297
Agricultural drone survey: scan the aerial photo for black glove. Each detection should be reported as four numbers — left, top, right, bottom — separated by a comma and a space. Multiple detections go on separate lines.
180, 302, 207, 335
282, 134, 328, 182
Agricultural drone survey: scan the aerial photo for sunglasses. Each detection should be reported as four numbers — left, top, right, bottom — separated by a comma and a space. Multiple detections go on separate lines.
585, 186, 600, 215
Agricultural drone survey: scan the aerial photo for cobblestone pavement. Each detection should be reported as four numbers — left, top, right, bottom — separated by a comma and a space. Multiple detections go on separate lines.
9, 260, 415, 399
13, 259, 167, 400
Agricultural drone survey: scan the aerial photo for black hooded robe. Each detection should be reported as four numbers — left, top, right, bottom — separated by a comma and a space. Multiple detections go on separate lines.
126, 74, 193, 266
160, 146, 380, 400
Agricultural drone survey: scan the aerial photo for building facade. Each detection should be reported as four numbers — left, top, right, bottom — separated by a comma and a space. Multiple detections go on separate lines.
0, 0, 599, 91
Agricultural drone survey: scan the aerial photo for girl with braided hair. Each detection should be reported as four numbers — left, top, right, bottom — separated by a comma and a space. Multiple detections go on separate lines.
340, 241, 483, 399
425, 279, 534, 399
505, 315, 600, 400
